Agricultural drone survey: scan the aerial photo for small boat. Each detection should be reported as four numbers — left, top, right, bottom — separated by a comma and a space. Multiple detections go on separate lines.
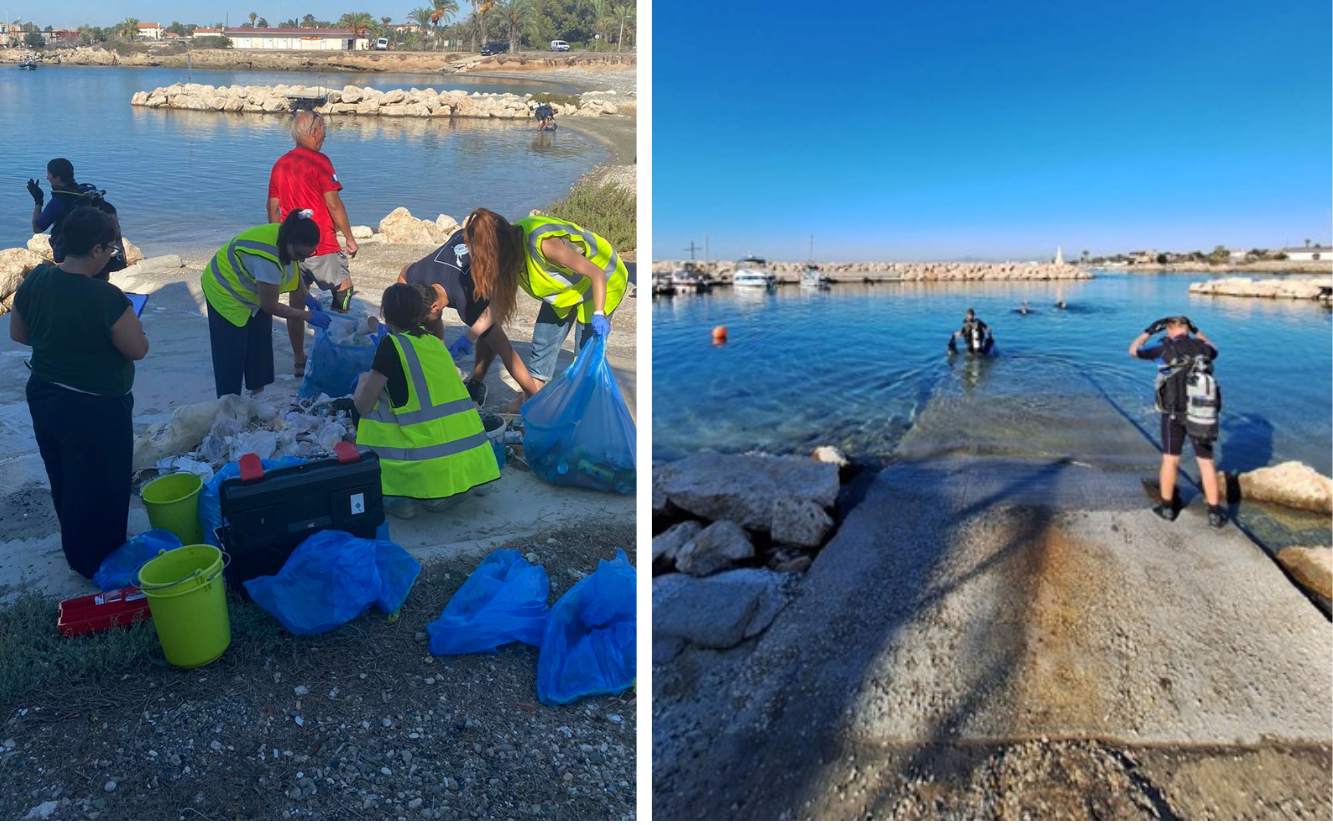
800, 263, 831, 290
669, 263, 713, 294
652, 273, 675, 297
732, 255, 777, 290
18, 60, 37, 70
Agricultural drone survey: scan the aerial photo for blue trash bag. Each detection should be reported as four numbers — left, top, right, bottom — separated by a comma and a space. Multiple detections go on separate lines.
536, 548, 636, 705
93, 529, 182, 591
244, 530, 421, 636
298, 316, 377, 400
521, 335, 636, 494
427, 550, 550, 655
199, 457, 306, 548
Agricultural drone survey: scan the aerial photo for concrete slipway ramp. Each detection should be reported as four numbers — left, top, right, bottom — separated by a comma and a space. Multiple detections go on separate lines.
0, 263, 634, 602
654, 391, 1332, 819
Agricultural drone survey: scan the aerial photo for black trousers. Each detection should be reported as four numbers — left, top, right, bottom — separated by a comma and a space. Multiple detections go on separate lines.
27, 375, 133, 579
207, 301, 275, 398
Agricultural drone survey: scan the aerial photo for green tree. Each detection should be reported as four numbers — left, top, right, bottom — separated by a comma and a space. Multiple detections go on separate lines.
248, 12, 258, 26
257, 17, 269, 27
497, 0, 538, 53
589, 0, 610, 50
612, 2, 633, 51
24, 29, 44, 48
1208, 245, 1229, 264
410, 7, 434, 47
302, 13, 318, 27
77, 24, 92, 45
279, 18, 298, 27
343, 11, 374, 41
118, 17, 140, 40
431, 0, 459, 47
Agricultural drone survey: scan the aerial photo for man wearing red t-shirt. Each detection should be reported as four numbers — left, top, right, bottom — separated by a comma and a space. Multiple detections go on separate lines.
267, 111, 358, 373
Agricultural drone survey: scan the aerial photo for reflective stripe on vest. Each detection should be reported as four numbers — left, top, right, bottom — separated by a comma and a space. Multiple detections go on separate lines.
355, 333, 499, 497
516, 217, 628, 323
201, 225, 298, 327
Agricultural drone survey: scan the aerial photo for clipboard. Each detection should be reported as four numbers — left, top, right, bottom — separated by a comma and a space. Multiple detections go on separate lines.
125, 293, 148, 317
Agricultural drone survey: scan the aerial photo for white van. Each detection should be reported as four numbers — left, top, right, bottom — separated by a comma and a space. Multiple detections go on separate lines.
375, 37, 389, 51
549, 40, 570, 52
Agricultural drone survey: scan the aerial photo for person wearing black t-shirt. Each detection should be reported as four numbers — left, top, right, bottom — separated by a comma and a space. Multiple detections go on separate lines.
398, 228, 543, 407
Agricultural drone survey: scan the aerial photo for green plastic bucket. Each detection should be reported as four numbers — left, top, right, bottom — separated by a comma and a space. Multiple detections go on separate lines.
141, 473, 204, 545
137, 545, 231, 668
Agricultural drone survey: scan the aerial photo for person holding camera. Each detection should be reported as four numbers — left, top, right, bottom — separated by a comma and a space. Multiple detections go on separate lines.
8, 207, 149, 578
1129, 315, 1226, 528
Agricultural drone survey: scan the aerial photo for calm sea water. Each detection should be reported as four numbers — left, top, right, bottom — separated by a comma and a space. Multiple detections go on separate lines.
653, 273, 1333, 483
0, 66, 602, 254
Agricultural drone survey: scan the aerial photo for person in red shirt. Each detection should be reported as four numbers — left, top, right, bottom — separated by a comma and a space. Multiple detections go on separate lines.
267, 110, 358, 375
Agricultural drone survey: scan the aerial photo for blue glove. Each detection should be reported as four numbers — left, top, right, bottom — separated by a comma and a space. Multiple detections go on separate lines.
308, 310, 332, 330
304, 294, 322, 312
448, 335, 474, 359
590, 313, 610, 337
376, 322, 388, 339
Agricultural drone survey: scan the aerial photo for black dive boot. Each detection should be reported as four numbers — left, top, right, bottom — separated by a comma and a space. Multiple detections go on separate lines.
1152, 500, 1177, 522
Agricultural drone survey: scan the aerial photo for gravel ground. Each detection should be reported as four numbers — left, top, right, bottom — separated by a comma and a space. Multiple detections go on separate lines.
0, 524, 636, 821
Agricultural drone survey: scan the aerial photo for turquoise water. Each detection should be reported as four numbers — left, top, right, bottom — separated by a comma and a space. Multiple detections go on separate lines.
653, 273, 1332, 483
0, 66, 601, 253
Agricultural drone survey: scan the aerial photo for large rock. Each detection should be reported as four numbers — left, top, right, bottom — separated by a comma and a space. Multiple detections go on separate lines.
350, 225, 375, 240
223, 98, 246, 113
382, 89, 406, 104
658, 451, 841, 534
380, 104, 408, 117
1276, 546, 1331, 610
770, 497, 834, 548
378, 207, 437, 245
26, 234, 52, 259
355, 100, 381, 115
340, 85, 363, 103
652, 521, 702, 567
435, 214, 460, 239
122, 238, 144, 266
652, 569, 790, 650
1235, 462, 1333, 514
262, 97, 292, 113
0, 247, 46, 303
675, 520, 754, 576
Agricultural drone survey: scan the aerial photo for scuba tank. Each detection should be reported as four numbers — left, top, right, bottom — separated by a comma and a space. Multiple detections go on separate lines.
1184, 355, 1220, 440
968, 324, 984, 353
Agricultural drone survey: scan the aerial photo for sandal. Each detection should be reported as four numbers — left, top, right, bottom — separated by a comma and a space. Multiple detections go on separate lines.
295, 359, 307, 377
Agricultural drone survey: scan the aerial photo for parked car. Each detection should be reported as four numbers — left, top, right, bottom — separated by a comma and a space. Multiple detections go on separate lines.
549, 39, 570, 52
375, 37, 389, 50
480, 42, 509, 56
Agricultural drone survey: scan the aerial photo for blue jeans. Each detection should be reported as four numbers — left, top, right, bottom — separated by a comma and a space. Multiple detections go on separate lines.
527, 302, 611, 382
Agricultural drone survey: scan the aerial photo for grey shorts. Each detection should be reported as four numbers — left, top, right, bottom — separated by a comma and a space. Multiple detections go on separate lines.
300, 251, 350, 292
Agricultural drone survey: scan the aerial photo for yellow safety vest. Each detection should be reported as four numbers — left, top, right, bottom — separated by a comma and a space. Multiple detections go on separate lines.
355, 332, 500, 499
516, 216, 628, 324
201, 224, 301, 327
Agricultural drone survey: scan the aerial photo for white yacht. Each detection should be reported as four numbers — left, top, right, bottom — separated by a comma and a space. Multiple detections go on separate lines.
800, 263, 831, 290
669, 263, 714, 294
732, 255, 777, 290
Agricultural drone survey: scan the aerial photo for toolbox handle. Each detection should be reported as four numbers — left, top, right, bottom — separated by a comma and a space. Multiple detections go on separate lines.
334, 442, 361, 464
238, 452, 264, 481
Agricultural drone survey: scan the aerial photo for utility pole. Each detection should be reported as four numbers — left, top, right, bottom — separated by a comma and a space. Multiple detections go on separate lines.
704, 233, 709, 263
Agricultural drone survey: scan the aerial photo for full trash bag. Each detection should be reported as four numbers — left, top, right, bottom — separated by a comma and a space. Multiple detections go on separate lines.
93, 529, 182, 591
536, 549, 636, 705
521, 336, 636, 494
299, 316, 377, 400
198, 457, 306, 547
427, 550, 550, 655
244, 530, 421, 636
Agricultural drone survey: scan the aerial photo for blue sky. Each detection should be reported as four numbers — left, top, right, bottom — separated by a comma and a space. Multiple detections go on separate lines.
11, 3, 427, 28
654, 0, 1333, 261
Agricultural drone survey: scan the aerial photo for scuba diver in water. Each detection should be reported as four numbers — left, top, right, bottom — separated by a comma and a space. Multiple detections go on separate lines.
948, 308, 994, 354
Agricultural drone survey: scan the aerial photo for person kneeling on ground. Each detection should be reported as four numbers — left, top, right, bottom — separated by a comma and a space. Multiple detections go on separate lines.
353, 283, 501, 521
202, 210, 333, 398
397, 220, 545, 408
1129, 315, 1226, 528
9, 207, 149, 578
456, 207, 629, 407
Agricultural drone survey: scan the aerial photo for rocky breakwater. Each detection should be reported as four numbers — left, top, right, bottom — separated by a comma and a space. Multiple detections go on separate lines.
652, 448, 850, 664
652, 259, 1091, 282
1190, 275, 1333, 304
131, 83, 626, 120
1, 234, 146, 315
1218, 461, 1333, 612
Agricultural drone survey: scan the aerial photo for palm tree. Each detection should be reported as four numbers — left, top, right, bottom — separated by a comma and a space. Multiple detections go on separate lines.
347, 11, 374, 43
410, 7, 434, 46
479, 0, 495, 47
119, 17, 140, 40
1304, 238, 1312, 248
247, 11, 258, 27
430, 0, 458, 49
612, 3, 633, 52
1080, 249, 1089, 263
589, 0, 610, 51
496, 0, 535, 54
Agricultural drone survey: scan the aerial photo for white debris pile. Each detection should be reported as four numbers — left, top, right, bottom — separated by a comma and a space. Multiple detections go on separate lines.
134, 393, 357, 473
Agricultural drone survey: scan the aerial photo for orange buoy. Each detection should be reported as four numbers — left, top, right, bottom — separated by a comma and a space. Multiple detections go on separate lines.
712, 325, 728, 345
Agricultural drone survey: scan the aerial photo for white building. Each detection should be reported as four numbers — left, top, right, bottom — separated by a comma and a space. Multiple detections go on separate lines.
1283, 245, 1332, 262
224, 27, 367, 51
191, 27, 223, 39
137, 22, 164, 40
